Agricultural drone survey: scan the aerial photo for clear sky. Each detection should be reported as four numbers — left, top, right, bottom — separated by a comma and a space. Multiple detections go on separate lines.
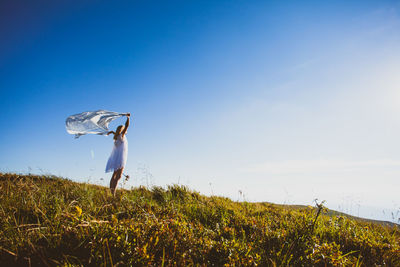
1, 0, 400, 222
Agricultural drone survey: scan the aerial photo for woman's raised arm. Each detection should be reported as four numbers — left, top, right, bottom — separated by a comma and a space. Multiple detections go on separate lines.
121, 113, 130, 136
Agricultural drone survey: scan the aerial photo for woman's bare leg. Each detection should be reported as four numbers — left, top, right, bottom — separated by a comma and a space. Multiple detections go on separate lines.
110, 168, 124, 196
110, 170, 118, 195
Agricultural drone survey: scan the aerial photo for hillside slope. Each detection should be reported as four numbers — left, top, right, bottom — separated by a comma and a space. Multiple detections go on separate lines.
0, 173, 399, 266
272, 204, 399, 228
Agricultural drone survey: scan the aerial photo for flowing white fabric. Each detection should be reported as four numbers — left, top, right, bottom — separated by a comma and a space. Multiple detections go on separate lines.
105, 134, 128, 173
66, 110, 126, 138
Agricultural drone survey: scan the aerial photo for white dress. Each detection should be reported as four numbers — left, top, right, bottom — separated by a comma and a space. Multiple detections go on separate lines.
105, 134, 128, 173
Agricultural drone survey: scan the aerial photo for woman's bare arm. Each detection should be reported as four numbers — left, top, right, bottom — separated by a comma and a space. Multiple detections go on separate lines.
106, 131, 115, 136
121, 113, 130, 136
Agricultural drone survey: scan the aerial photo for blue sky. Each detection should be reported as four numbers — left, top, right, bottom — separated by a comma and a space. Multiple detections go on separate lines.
1, 0, 400, 222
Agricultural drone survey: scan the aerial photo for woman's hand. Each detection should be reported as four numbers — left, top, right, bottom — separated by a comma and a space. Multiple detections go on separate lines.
126, 113, 131, 117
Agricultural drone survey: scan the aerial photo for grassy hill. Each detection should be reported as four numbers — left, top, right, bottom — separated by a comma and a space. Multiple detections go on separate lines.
0, 173, 399, 266
272, 204, 398, 228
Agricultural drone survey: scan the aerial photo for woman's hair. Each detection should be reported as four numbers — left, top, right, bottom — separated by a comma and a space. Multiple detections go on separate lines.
114, 125, 124, 140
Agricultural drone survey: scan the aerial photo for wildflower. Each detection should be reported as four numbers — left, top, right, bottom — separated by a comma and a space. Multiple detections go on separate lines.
74, 206, 82, 217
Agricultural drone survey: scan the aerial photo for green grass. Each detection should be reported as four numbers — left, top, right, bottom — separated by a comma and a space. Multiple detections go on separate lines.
0, 173, 399, 266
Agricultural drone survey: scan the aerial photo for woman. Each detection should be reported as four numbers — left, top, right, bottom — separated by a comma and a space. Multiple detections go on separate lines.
106, 113, 130, 195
